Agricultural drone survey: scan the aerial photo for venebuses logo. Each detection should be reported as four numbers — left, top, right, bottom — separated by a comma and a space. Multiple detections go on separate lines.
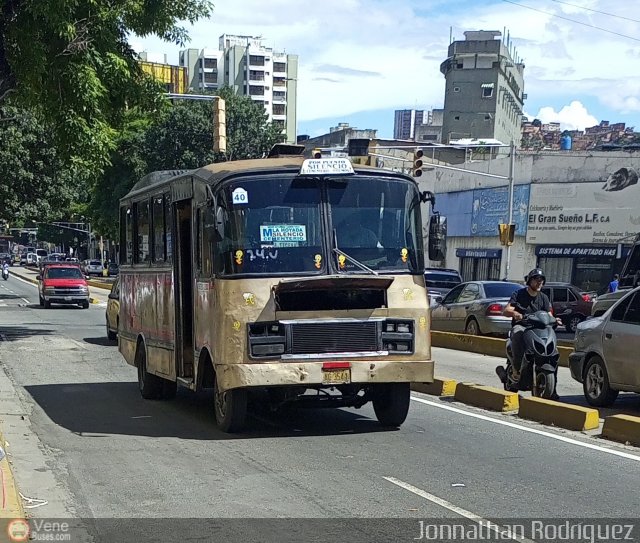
7, 519, 30, 542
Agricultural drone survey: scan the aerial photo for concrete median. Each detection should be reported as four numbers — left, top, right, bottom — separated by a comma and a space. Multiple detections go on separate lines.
411, 378, 457, 397
0, 430, 26, 520
518, 396, 599, 431
431, 331, 571, 368
602, 415, 640, 447
454, 383, 519, 412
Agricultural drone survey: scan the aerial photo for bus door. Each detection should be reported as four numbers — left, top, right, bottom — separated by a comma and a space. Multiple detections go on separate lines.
172, 180, 194, 379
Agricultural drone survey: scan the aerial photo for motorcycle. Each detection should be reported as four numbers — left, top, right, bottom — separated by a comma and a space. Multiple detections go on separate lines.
2, 267, 8, 280
496, 310, 559, 399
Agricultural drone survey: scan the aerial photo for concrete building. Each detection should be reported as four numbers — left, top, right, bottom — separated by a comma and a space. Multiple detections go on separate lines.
300, 123, 378, 153
394, 110, 424, 140
138, 53, 188, 94
394, 109, 444, 143
418, 149, 640, 293
180, 35, 298, 143
440, 30, 525, 146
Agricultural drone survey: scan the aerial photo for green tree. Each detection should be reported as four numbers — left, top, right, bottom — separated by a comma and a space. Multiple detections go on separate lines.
88, 89, 284, 236
0, 105, 88, 226
0, 0, 213, 168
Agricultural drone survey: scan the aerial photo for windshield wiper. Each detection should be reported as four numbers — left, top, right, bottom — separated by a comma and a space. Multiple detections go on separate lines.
332, 229, 378, 275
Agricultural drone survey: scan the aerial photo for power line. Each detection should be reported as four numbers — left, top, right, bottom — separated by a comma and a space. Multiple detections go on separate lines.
500, 0, 640, 43
550, 0, 640, 25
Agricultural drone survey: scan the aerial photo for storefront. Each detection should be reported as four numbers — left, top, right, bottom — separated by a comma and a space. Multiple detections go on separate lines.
456, 248, 502, 281
535, 245, 628, 293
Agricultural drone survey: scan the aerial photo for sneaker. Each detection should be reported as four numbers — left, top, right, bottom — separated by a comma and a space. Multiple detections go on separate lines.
550, 392, 560, 401
495, 366, 508, 383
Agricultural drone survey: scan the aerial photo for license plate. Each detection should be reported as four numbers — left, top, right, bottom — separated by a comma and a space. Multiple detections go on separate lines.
322, 369, 351, 385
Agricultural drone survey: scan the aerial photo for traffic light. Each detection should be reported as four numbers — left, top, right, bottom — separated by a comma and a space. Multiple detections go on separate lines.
499, 223, 516, 246
413, 149, 424, 177
213, 98, 226, 153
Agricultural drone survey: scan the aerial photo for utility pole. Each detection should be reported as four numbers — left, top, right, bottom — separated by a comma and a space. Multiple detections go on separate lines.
505, 141, 516, 280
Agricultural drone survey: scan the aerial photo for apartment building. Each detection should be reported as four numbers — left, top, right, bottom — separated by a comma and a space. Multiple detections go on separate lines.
179, 34, 298, 143
439, 30, 525, 145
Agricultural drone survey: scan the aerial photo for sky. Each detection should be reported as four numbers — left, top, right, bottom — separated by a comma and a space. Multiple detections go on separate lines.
135, 0, 640, 139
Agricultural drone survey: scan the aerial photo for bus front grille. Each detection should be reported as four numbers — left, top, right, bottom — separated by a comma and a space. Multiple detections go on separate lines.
289, 322, 379, 354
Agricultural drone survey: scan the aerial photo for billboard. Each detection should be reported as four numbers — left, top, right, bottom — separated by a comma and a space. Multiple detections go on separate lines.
471, 185, 530, 237
527, 180, 640, 244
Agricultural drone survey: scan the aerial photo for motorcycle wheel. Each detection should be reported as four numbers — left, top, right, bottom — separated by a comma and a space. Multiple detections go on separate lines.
534, 371, 555, 399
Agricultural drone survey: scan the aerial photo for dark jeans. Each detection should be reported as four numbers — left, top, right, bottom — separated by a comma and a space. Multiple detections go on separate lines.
510, 324, 527, 372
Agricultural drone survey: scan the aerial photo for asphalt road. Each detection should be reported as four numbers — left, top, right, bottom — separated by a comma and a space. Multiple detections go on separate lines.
1, 272, 639, 542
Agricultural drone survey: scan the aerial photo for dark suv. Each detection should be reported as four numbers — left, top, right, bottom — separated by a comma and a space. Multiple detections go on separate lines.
542, 282, 594, 333
424, 268, 463, 300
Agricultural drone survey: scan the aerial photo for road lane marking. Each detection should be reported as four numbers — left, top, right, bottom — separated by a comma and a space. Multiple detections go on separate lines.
411, 395, 640, 462
383, 476, 535, 543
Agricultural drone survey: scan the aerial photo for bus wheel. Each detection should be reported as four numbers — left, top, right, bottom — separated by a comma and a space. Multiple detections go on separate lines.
136, 344, 163, 400
372, 383, 411, 428
214, 378, 247, 433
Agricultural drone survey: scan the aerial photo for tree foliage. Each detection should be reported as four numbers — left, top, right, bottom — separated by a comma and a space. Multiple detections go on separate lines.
87, 88, 284, 238
0, 105, 88, 226
0, 0, 213, 168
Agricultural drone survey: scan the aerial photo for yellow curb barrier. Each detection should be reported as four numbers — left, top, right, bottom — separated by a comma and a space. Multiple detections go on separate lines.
0, 430, 26, 520
454, 383, 519, 412
431, 331, 571, 368
602, 415, 640, 446
411, 378, 458, 397
518, 396, 599, 431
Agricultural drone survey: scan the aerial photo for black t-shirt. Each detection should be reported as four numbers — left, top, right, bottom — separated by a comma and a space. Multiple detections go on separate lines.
508, 287, 551, 326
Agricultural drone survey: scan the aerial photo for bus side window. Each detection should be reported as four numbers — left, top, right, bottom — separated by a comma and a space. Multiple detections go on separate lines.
165, 194, 173, 263
121, 207, 133, 264
153, 196, 165, 262
135, 199, 151, 263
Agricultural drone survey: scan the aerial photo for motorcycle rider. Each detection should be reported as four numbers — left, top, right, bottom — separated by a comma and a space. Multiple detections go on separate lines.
2, 261, 9, 279
498, 268, 562, 396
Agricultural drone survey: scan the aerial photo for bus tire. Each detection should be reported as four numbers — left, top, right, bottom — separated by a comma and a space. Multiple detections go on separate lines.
136, 343, 163, 400
372, 382, 411, 428
214, 378, 247, 433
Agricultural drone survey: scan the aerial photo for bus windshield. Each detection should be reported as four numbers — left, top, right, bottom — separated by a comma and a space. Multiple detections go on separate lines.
216, 176, 323, 274
329, 176, 424, 272
215, 174, 424, 275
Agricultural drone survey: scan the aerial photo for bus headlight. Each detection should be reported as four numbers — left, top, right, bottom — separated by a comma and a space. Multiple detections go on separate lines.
382, 319, 414, 354
248, 321, 286, 358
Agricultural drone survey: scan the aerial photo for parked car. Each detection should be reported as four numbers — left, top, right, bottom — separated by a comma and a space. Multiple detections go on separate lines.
541, 282, 594, 333
37, 263, 90, 309
430, 281, 522, 335
19, 253, 27, 266
106, 276, 120, 341
83, 260, 104, 277
569, 286, 640, 407
107, 262, 119, 276
26, 253, 38, 266
424, 268, 463, 297
591, 289, 627, 317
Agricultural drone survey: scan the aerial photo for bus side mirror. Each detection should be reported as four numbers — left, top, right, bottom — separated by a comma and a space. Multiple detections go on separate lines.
215, 206, 226, 240
428, 214, 447, 262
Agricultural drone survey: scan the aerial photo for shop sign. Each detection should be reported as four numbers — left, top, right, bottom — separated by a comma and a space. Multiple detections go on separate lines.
456, 248, 502, 259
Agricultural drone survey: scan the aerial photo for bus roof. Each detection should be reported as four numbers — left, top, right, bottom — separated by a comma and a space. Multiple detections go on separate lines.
124, 157, 410, 200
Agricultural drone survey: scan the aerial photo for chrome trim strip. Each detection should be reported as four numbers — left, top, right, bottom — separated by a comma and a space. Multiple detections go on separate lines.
281, 351, 388, 360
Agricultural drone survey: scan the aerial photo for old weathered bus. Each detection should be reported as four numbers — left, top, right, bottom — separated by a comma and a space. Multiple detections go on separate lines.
117, 153, 445, 432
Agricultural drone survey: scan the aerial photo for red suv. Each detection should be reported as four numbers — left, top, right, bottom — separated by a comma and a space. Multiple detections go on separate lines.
37, 264, 90, 309
542, 282, 594, 333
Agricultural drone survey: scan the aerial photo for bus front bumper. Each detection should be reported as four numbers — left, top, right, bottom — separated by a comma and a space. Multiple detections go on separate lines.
215, 359, 434, 392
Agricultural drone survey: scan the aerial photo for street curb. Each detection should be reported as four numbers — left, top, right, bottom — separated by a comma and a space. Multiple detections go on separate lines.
411, 379, 457, 396
431, 331, 571, 368
602, 415, 640, 446
454, 383, 519, 412
0, 429, 26, 520
518, 396, 599, 431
